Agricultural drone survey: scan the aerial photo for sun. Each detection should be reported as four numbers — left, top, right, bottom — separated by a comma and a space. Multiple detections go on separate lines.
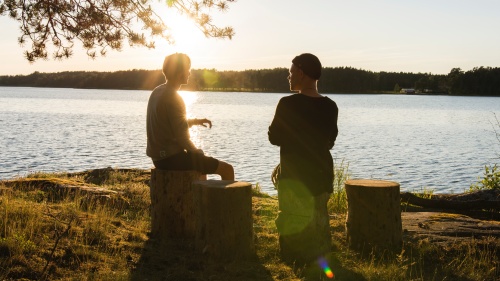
141, 5, 219, 72
160, 10, 207, 53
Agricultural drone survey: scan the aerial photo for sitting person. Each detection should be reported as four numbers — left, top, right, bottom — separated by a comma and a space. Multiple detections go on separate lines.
146, 53, 234, 180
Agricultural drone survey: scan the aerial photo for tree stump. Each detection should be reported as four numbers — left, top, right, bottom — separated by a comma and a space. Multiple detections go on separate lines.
193, 180, 254, 260
149, 169, 201, 240
345, 179, 402, 251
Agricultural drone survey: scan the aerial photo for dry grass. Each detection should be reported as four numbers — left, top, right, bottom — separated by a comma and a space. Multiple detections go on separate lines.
0, 168, 498, 280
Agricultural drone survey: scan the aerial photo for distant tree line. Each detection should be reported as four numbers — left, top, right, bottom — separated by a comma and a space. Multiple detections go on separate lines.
0, 66, 499, 96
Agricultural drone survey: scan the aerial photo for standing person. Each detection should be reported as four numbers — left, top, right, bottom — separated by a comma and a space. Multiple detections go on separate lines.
147, 53, 234, 180
268, 53, 339, 264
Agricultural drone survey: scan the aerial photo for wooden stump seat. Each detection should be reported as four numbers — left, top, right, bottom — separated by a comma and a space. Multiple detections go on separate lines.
149, 170, 255, 260
345, 179, 402, 251
193, 180, 255, 260
149, 169, 201, 239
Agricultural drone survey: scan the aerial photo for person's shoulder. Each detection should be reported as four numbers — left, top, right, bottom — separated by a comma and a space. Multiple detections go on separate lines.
150, 84, 166, 96
152, 84, 179, 99
322, 95, 338, 108
277, 94, 296, 104
281, 94, 304, 102
153, 83, 166, 91
280, 94, 295, 100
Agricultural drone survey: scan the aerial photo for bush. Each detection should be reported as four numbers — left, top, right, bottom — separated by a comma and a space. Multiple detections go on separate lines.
470, 164, 500, 190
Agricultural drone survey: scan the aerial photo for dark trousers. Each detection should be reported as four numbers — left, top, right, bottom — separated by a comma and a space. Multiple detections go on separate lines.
275, 180, 331, 264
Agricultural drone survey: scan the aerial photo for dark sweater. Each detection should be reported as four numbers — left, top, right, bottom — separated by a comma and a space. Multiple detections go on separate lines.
268, 94, 339, 195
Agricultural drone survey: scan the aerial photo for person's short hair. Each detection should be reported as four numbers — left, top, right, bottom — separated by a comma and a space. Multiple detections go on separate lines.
162, 53, 191, 80
292, 53, 322, 80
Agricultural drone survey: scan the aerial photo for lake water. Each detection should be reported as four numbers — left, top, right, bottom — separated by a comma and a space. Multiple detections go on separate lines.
1, 87, 499, 195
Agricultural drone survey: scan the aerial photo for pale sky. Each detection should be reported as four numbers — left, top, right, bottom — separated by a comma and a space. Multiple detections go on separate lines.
1, 0, 499, 76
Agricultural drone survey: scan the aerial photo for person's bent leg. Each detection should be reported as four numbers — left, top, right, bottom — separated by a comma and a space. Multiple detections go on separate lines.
189, 151, 234, 180
215, 161, 234, 180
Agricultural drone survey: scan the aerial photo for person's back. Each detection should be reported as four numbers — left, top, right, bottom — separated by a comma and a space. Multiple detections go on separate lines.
269, 94, 338, 195
146, 53, 234, 180
268, 53, 338, 265
147, 84, 191, 161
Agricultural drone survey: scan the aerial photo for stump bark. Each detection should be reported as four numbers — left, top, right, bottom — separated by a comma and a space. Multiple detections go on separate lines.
345, 179, 402, 251
149, 169, 201, 239
193, 180, 254, 260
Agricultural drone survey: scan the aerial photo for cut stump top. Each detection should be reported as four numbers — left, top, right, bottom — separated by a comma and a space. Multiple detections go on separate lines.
192, 180, 252, 189
345, 179, 400, 188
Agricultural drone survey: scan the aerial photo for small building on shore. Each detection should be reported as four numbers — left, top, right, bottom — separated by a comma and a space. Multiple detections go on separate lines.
400, 88, 416, 94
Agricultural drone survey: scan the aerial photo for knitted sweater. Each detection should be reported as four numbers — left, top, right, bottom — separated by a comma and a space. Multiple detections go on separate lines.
268, 94, 339, 195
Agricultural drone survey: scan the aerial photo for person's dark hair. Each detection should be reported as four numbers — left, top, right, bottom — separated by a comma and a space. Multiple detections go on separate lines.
162, 53, 191, 80
292, 53, 322, 80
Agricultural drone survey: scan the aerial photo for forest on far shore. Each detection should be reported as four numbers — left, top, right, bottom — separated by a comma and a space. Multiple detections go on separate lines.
0, 66, 499, 96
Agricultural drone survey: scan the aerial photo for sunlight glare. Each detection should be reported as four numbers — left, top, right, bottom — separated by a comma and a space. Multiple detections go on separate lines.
142, 8, 212, 71
179, 91, 198, 111
179, 90, 203, 149
156, 9, 207, 55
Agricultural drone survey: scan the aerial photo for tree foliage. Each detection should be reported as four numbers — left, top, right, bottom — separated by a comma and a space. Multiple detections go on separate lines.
0, 0, 235, 62
447, 67, 500, 96
1, 66, 499, 96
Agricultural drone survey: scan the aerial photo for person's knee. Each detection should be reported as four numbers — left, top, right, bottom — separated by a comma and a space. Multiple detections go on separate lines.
216, 161, 234, 180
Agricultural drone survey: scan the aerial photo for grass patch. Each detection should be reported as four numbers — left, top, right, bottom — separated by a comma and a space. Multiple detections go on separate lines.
0, 168, 498, 280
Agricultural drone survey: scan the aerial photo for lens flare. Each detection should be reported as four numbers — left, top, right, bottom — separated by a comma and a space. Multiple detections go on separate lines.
318, 257, 335, 279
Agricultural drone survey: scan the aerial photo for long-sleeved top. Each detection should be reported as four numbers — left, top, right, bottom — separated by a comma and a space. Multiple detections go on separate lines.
268, 94, 339, 195
146, 84, 197, 161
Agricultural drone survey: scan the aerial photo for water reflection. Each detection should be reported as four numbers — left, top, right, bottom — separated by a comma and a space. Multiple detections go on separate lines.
179, 91, 203, 149
1, 87, 499, 195
179, 91, 199, 112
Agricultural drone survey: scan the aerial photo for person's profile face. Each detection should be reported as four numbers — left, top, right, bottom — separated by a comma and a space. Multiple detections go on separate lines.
288, 64, 302, 92
179, 64, 191, 85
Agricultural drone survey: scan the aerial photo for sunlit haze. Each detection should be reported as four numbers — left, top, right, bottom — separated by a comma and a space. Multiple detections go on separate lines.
1, 0, 499, 75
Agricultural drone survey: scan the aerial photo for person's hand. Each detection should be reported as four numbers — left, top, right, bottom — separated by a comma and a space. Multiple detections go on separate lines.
197, 118, 212, 129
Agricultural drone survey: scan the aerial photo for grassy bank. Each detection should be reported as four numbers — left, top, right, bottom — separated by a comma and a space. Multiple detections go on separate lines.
0, 168, 498, 280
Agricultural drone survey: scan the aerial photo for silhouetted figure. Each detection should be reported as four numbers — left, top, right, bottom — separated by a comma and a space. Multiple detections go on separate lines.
268, 53, 339, 264
146, 53, 234, 180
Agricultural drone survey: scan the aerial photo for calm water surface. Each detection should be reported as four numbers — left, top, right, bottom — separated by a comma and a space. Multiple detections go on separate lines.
1, 87, 499, 195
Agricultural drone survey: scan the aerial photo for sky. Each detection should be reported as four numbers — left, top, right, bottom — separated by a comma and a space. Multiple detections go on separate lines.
1, 0, 500, 76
